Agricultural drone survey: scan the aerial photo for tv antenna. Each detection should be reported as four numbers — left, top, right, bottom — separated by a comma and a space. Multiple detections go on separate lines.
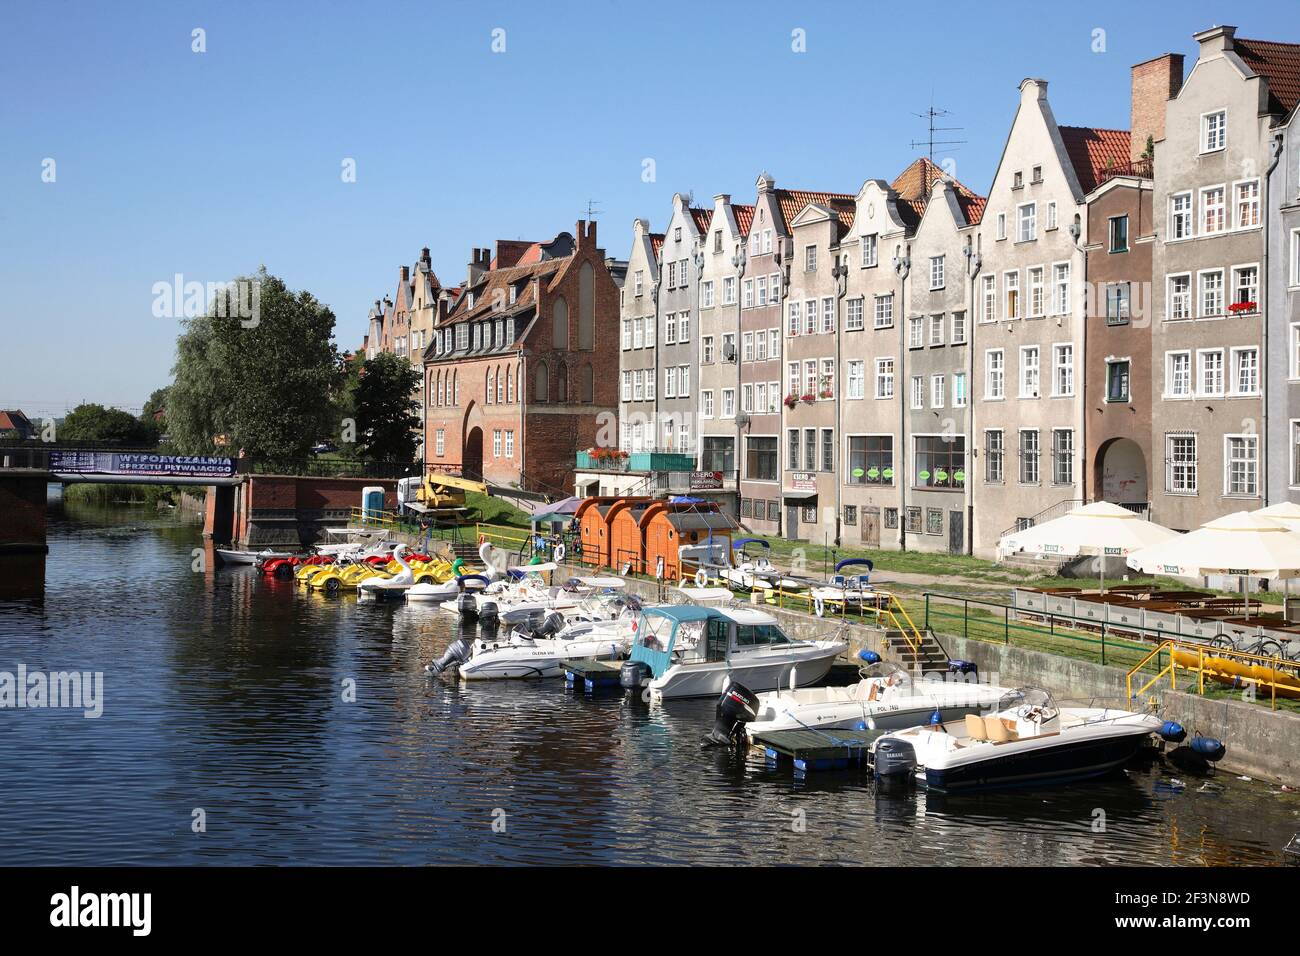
909, 101, 966, 165
584, 199, 602, 221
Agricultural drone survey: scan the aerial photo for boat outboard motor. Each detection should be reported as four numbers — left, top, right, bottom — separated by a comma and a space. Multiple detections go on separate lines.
873, 738, 917, 781
456, 591, 479, 620
704, 682, 760, 747
619, 660, 652, 693
532, 610, 565, 640
478, 602, 499, 633
425, 637, 473, 676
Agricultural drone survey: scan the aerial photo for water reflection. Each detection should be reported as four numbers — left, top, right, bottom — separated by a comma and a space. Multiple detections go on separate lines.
0, 499, 1296, 865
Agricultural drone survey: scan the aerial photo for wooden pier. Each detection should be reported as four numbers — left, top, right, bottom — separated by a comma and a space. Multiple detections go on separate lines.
561, 658, 624, 693
749, 727, 889, 774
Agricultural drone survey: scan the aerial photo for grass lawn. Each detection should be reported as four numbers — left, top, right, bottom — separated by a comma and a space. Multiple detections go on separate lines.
465, 491, 533, 529
752, 536, 1033, 580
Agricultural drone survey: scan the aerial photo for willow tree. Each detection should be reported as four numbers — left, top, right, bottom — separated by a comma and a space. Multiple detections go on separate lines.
167, 269, 340, 469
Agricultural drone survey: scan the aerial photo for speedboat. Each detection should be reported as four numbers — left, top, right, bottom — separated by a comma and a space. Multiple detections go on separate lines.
809, 558, 876, 612
449, 566, 625, 620
717, 538, 806, 592
217, 547, 292, 566
427, 597, 644, 680
619, 604, 846, 700
737, 658, 1013, 738
868, 688, 1169, 792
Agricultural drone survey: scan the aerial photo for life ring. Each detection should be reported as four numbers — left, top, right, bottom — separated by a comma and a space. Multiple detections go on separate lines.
553, 542, 566, 563
694, 568, 708, 588
814, 596, 825, 617
478, 534, 486, 545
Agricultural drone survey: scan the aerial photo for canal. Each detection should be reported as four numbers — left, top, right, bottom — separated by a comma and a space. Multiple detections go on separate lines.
0, 493, 1297, 865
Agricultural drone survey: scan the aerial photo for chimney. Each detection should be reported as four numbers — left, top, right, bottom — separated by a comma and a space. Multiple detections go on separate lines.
1193, 24, 1236, 57
468, 247, 491, 285
1130, 53, 1184, 162
400, 265, 410, 282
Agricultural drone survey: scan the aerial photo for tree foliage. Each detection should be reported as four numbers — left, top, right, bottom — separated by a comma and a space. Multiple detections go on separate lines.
352, 352, 422, 463
59, 403, 157, 445
167, 269, 341, 469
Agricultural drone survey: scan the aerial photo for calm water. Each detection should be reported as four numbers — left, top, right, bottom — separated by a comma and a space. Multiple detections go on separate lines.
0, 494, 1297, 866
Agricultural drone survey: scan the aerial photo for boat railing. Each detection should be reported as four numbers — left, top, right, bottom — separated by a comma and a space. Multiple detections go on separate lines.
1126, 638, 1300, 710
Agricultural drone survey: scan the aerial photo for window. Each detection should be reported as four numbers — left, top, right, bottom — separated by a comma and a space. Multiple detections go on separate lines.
632, 317, 644, 349
985, 430, 1004, 483
905, 507, 923, 534
1201, 186, 1226, 234
884, 508, 899, 529
1232, 265, 1258, 311
862, 234, 878, 267
1292, 422, 1300, 487
953, 372, 967, 408
1231, 347, 1259, 395
634, 271, 644, 296
701, 436, 733, 473
769, 329, 779, 360
804, 299, 816, 335
1106, 283, 1131, 324
621, 318, 632, 350
1053, 344, 1074, 396
763, 230, 773, 254
721, 389, 735, 417
1167, 351, 1191, 397
1167, 434, 1198, 494
677, 311, 690, 342
1198, 349, 1224, 396
910, 375, 925, 410
742, 279, 754, 308
872, 358, 892, 399
722, 333, 735, 361
1293, 324, 1300, 379
665, 366, 678, 399
1235, 180, 1260, 228
847, 360, 865, 399
929, 313, 944, 347
1004, 271, 1020, 319
745, 437, 778, 481
1168, 274, 1192, 319
632, 369, 643, 401
996, 212, 1007, 240
1106, 360, 1130, 402
804, 245, 817, 271
843, 505, 857, 526
822, 297, 835, 334
742, 332, 754, 363
678, 364, 689, 397
930, 255, 945, 289
1017, 203, 1037, 242
803, 428, 816, 472
804, 358, 816, 395
1170, 193, 1193, 240
755, 382, 767, 412
740, 384, 752, 413
986, 349, 1005, 399
1202, 110, 1226, 153
1028, 267, 1044, 317
1293, 229, 1300, 286
952, 311, 967, 344
1013, 170, 1024, 189
926, 509, 944, 535
1199, 270, 1224, 317
874, 294, 894, 328
1032, 165, 1042, 183
1225, 435, 1258, 496
1052, 429, 1074, 485
786, 429, 800, 470
664, 312, 677, 345
1052, 263, 1070, 315
787, 361, 800, 397
702, 335, 714, 364
821, 428, 834, 472
435, 429, 445, 457
981, 275, 996, 322
914, 435, 965, 489
1019, 346, 1040, 398
700, 281, 714, 309
700, 390, 714, 418
756, 275, 768, 307
787, 301, 800, 336
1046, 201, 1058, 230
930, 374, 945, 409
722, 277, 736, 305
908, 315, 924, 348
1109, 215, 1129, 253
755, 330, 768, 361
492, 429, 502, 458
846, 297, 864, 331
1019, 430, 1040, 484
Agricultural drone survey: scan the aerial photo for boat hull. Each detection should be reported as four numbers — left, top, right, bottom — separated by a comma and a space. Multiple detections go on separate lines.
649, 644, 844, 700
923, 730, 1154, 792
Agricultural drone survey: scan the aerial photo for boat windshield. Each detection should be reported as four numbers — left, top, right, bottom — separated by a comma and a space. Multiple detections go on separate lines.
735, 623, 790, 647
1005, 687, 1056, 719
860, 660, 914, 692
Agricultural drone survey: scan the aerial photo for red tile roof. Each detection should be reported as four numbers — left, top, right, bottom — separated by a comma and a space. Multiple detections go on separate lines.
1235, 37, 1300, 117
649, 233, 665, 261
891, 157, 986, 226
732, 204, 755, 237
689, 207, 712, 236
0, 410, 32, 433
775, 189, 855, 232
1058, 126, 1132, 194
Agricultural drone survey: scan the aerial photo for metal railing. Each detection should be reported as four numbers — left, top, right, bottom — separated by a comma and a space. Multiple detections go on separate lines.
1000, 497, 1083, 540
1127, 638, 1300, 710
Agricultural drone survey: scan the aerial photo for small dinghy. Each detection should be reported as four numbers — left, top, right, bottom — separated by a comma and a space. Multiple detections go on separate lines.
216, 548, 292, 566
809, 558, 875, 612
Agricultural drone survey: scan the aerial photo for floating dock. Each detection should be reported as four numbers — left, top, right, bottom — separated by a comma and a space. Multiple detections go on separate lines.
561, 658, 624, 694
749, 727, 889, 774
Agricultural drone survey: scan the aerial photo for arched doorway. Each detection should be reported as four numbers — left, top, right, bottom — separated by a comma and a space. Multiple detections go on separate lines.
1095, 437, 1148, 509
463, 427, 484, 481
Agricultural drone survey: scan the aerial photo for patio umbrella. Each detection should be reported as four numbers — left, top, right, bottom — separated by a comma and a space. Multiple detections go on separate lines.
1251, 503, 1300, 600
997, 500, 1180, 592
1127, 510, 1300, 613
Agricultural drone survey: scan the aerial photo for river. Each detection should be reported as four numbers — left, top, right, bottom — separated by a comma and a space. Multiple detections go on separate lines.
0, 493, 1296, 865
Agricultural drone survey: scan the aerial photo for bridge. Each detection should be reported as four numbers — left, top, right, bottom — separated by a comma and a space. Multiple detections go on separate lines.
0, 443, 412, 554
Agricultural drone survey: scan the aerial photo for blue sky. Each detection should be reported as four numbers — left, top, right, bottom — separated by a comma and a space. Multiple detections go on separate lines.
0, 0, 1293, 420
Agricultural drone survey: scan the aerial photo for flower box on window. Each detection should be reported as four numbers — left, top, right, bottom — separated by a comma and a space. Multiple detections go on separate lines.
800, 393, 816, 404
1227, 300, 1257, 314
783, 394, 799, 409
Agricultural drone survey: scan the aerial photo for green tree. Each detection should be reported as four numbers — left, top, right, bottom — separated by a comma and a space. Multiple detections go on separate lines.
141, 386, 170, 432
353, 352, 421, 462
167, 269, 340, 469
59, 403, 156, 445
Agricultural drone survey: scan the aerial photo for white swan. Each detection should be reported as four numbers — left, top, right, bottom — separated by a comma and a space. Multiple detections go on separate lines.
406, 539, 499, 603
357, 544, 415, 594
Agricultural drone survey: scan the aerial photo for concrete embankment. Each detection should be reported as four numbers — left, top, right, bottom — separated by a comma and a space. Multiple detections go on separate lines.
598, 570, 1300, 786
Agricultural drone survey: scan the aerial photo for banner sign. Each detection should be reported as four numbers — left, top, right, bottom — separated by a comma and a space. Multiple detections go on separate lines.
688, 471, 723, 491
789, 471, 817, 491
49, 451, 236, 478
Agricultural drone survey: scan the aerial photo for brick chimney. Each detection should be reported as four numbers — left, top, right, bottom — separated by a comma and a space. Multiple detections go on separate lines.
575, 219, 596, 250
1130, 53, 1184, 162
468, 247, 491, 285
400, 264, 410, 283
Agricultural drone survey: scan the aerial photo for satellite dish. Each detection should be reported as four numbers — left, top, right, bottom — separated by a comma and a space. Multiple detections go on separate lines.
735, 412, 751, 427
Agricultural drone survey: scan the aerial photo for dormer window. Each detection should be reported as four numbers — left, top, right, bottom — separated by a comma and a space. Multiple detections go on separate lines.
805, 245, 818, 272
509, 285, 517, 304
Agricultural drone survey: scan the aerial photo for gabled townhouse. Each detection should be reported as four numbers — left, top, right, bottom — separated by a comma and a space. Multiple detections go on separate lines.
971, 78, 1125, 556
1259, 39, 1300, 502
901, 163, 986, 554
742, 175, 854, 537
422, 222, 620, 496
1150, 27, 1295, 530
656, 195, 711, 454
618, 218, 662, 458
695, 193, 753, 516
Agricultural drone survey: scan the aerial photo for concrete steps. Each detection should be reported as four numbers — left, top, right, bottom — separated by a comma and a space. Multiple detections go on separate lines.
882, 628, 951, 674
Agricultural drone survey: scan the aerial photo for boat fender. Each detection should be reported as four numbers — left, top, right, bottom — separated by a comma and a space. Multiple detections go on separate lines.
694, 569, 708, 588
814, 596, 825, 617
947, 659, 978, 676
1159, 721, 1187, 743
1190, 736, 1226, 762
857, 650, 882, 665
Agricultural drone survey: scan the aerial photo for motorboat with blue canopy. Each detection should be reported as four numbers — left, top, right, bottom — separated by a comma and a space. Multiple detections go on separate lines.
623, 604, 845, 699
810, 558, 876, 611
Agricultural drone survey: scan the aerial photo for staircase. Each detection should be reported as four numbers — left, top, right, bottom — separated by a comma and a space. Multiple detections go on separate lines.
877, 593, 950, 674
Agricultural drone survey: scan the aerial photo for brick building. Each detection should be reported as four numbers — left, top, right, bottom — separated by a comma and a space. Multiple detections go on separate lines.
422, 222, 621, 496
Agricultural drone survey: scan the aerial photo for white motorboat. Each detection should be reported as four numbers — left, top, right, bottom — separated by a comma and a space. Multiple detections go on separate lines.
427, 597, 644, 680
739, 658, 1013, 737
620, 604, 846, 700
448, 566, 626, 620
868, 688, 1170, 792
809, 558, 876, 612
216, 547, 292, 566
716, 538, 806, 592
